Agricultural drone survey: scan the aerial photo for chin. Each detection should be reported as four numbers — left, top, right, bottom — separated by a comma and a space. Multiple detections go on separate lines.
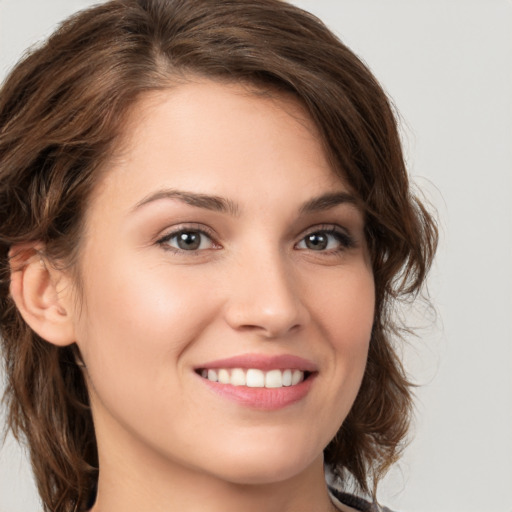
198, 441, 323, 486
213, 463, 308, 486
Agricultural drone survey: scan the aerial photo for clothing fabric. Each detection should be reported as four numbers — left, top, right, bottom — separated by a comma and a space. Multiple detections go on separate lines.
329, 486, 395, 512
85, 483, 395, 511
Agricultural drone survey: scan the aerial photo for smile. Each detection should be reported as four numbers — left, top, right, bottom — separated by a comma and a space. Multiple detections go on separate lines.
198, 368, 307, 388
194, 354, 317, 410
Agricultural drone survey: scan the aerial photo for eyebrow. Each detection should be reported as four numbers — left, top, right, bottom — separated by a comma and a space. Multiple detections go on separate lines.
132, 188, 358, 216
299, 191, 359, 214
132, 189, 240, 216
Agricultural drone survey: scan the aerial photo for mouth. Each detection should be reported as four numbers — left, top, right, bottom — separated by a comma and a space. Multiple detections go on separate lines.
194, 354, 317, 410
195, 367, 313, 388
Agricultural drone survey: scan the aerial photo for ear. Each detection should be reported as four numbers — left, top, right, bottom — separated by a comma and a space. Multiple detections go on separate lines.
9, 244, 76, 346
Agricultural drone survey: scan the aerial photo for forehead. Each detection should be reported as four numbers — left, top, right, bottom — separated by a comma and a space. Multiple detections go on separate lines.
90, 80, 348, 213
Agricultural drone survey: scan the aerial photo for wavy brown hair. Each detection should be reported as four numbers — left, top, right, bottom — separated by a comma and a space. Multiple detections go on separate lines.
0, 0, 437, 510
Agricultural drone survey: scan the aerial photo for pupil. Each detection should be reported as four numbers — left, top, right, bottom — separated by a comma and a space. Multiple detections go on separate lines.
306, 233, 327, 250
178, 232, 200, 250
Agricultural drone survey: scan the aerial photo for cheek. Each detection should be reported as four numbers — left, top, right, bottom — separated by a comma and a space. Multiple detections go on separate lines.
337, 271, 374, 373
73, 256, 228, 453
309, 265, 375, 345
307, 265, 375, 390
74, 253, 220, 402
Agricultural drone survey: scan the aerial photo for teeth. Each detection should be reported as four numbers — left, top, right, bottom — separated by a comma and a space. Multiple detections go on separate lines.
231, 368, 246, 386
265, 369, 282, 388
291, 369, 303, 385
218, 369, 230, 384
246, 369, 265, 387
200, 368, 305, 388
282, 369, 292, 386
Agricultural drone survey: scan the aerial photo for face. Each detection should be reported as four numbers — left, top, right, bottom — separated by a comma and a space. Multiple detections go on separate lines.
68, 81, 375, 486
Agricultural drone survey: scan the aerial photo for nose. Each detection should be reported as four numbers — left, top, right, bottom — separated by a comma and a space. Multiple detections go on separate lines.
222, 249, 310, 339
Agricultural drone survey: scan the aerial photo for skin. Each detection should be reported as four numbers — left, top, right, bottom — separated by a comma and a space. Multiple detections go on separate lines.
13, 81, 374, 512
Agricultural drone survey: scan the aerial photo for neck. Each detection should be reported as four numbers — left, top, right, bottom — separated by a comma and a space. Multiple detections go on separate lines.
87, 386, 340, 512
90, 433, 336, 512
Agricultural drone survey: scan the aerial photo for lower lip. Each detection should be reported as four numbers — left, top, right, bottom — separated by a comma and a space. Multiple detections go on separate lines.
198, 374, 315, 411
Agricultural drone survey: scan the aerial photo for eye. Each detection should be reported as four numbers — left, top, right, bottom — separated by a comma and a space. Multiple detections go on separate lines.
296, 228, 354, 252
158, 228, 217, 252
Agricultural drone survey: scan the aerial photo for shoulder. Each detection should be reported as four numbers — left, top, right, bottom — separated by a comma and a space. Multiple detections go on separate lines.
329, 486, 397, 512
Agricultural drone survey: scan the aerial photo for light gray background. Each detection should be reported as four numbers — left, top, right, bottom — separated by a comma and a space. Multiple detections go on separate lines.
1, 1, 511, 511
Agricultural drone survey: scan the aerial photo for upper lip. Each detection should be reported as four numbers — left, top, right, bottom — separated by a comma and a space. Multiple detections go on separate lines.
195, 354, 318, 372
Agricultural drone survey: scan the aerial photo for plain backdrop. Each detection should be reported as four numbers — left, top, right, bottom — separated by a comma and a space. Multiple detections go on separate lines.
1, 1, 511, 511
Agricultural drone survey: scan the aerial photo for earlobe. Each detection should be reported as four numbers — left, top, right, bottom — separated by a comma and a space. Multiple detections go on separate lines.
9, 244, 76, 347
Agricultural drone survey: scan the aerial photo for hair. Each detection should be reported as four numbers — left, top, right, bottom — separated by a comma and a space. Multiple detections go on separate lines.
0, 0, 438, 510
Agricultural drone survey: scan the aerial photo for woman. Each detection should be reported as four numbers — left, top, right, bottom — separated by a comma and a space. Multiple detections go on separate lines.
0, 1, 437, 511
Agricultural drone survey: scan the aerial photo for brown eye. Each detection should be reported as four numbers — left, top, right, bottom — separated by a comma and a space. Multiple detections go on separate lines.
304, 233, 329, 250
296, 228, 354, 252
160, 229, 215, 252
176, 232, 201, 250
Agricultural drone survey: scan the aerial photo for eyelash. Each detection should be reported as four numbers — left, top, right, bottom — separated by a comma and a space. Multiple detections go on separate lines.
156, 224, 219, 255
156, 224, 355, 255
298, 225, 356, 253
